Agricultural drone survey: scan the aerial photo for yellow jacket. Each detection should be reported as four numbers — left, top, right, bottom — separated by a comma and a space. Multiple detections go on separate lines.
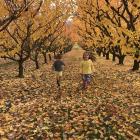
80, 59, 94, 74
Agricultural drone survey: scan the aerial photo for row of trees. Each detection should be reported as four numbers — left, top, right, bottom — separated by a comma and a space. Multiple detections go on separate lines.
76, 0, 140, 70
0, 0, 74, 78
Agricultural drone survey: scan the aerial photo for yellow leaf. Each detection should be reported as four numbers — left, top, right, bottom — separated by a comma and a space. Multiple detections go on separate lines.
0, 128, 5, 135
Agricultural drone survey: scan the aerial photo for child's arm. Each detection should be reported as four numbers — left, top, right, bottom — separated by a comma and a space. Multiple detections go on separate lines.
91, 61, 95, 73
62, 61, 65, 71
52, 62, 55, 71
62, 65, 65, 71
80, 62, 83, 74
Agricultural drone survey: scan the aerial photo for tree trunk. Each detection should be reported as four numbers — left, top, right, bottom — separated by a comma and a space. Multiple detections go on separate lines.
112, 53, 116, 61
35, 59, 39, 69
132, 60, 139, 71
106, 51, 110, 60
98, 51, 101, 56
18, 61, 24, 78
103, 52, 106, 57
96, 48, 102, 56
97, 50, 101, 56
35, 55, 39, 69
43, 52, 47, 64
102, 48, 106, 57
118, 55, 126, 65
48, 53, 52, 61
54, 51, 56, 58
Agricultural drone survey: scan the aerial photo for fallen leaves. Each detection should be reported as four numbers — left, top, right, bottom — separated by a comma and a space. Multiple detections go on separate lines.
0, 57, 139, 139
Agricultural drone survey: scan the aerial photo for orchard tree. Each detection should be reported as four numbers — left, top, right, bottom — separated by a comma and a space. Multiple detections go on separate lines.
38, 0, 75, 62
0, 0, 74, 76
30, 0, 69, 68
104, 0, 140, 68
76, 0, 140, 69
0, 0, 43, 77
0, 0, 32, 32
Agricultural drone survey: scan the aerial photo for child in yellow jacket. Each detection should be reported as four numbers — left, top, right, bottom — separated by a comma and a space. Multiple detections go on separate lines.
80, 52, 95, 89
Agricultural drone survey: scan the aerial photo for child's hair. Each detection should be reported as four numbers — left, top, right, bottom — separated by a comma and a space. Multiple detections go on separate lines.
83, 52, 90, 59
55, 54, 62, 59
83, 51, 96, 61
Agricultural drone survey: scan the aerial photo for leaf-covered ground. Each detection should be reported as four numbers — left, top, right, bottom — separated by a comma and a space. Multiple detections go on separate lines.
0, 56, 140, 140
